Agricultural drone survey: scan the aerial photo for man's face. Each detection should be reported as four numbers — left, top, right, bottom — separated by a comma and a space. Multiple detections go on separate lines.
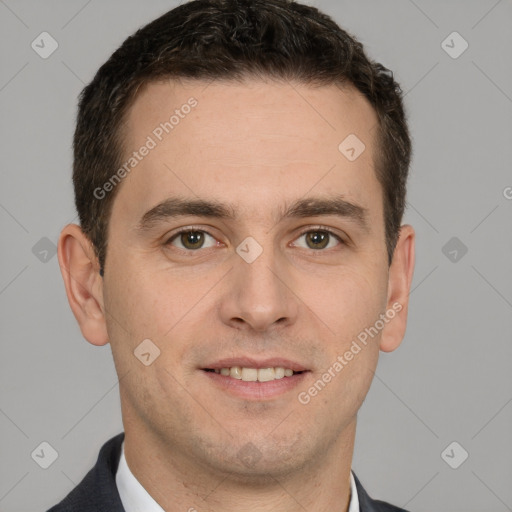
101, 79, 398, 478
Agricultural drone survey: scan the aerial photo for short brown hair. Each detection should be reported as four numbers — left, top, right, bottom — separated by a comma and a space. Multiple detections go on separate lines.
73, 0, 411, 273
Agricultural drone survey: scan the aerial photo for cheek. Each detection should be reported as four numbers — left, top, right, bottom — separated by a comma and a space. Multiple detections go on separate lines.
316, 267, 386, 402
104, 262, 189, 341
310, 265, 388, 340
104, 259, 217, 380
301, 266, 385, 398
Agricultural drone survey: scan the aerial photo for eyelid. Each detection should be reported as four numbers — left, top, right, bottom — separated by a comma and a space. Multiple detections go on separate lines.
292, 225, 345, 250
165, 225, 220, 248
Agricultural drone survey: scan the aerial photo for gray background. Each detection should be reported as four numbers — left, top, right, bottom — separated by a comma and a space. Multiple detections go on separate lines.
1, 1, 511, 511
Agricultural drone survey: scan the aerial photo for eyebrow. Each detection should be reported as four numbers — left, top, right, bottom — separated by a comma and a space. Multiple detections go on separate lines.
136, 194, 370, 233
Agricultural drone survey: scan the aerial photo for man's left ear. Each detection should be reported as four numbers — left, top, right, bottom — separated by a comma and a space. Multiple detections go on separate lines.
379, 224, 415, 352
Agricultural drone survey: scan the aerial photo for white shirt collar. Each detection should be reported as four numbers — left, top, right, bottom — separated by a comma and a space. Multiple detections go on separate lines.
116, 440, 359, 512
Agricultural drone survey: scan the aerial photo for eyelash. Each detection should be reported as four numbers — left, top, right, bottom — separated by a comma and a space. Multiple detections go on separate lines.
164, 225, 345, 252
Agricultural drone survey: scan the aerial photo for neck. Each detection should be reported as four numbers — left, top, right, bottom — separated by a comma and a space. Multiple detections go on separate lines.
123, 419, 356, 512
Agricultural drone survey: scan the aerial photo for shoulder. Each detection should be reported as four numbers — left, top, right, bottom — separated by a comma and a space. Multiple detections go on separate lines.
46, 432, 126, 512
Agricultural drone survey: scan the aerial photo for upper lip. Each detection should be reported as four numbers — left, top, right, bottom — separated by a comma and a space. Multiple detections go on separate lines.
202, 357, 309, 372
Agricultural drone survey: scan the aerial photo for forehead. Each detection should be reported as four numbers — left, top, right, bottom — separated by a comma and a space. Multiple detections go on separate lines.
113, 78, 381, 226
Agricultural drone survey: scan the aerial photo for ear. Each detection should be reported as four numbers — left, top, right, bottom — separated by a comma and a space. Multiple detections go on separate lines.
57, 224, 109, 346
379, 224, 415, 352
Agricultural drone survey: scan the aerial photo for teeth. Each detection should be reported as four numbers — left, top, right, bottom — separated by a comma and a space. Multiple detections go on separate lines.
230, 367, 242, 379
274, 367, 285, 379
241, 368, 258, 381
257, 368, 275, 382
212, 366, 300, 381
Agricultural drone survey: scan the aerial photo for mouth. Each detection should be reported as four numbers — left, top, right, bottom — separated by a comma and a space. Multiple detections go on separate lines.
200, 358, 311, 400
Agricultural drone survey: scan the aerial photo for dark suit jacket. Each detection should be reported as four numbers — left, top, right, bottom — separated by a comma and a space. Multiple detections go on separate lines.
47, 433, 409, 512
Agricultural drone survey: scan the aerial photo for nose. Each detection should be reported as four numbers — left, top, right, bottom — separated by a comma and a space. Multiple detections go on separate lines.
218, 241, 299, 333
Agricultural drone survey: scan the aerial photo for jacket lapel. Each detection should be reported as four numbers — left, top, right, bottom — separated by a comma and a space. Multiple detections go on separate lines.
353, 471, 409, 512
46, 432, 126, 512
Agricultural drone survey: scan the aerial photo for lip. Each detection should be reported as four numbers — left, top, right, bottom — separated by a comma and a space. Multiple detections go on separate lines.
201, 369, 310, 400
201, 357, 309, 372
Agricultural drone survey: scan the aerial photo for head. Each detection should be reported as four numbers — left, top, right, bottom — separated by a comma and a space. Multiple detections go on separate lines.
59, 0, 414, 483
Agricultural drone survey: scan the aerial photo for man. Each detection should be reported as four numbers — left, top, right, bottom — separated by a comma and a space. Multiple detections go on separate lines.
50, 0, 415, 510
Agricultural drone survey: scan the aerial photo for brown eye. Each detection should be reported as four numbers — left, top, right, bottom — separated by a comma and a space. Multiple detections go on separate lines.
293, 228, 343, 251
305, 231, 329, 249
166, 230, 216, 250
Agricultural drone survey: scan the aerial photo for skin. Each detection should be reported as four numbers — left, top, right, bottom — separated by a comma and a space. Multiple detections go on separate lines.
58, 78, 415, 512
